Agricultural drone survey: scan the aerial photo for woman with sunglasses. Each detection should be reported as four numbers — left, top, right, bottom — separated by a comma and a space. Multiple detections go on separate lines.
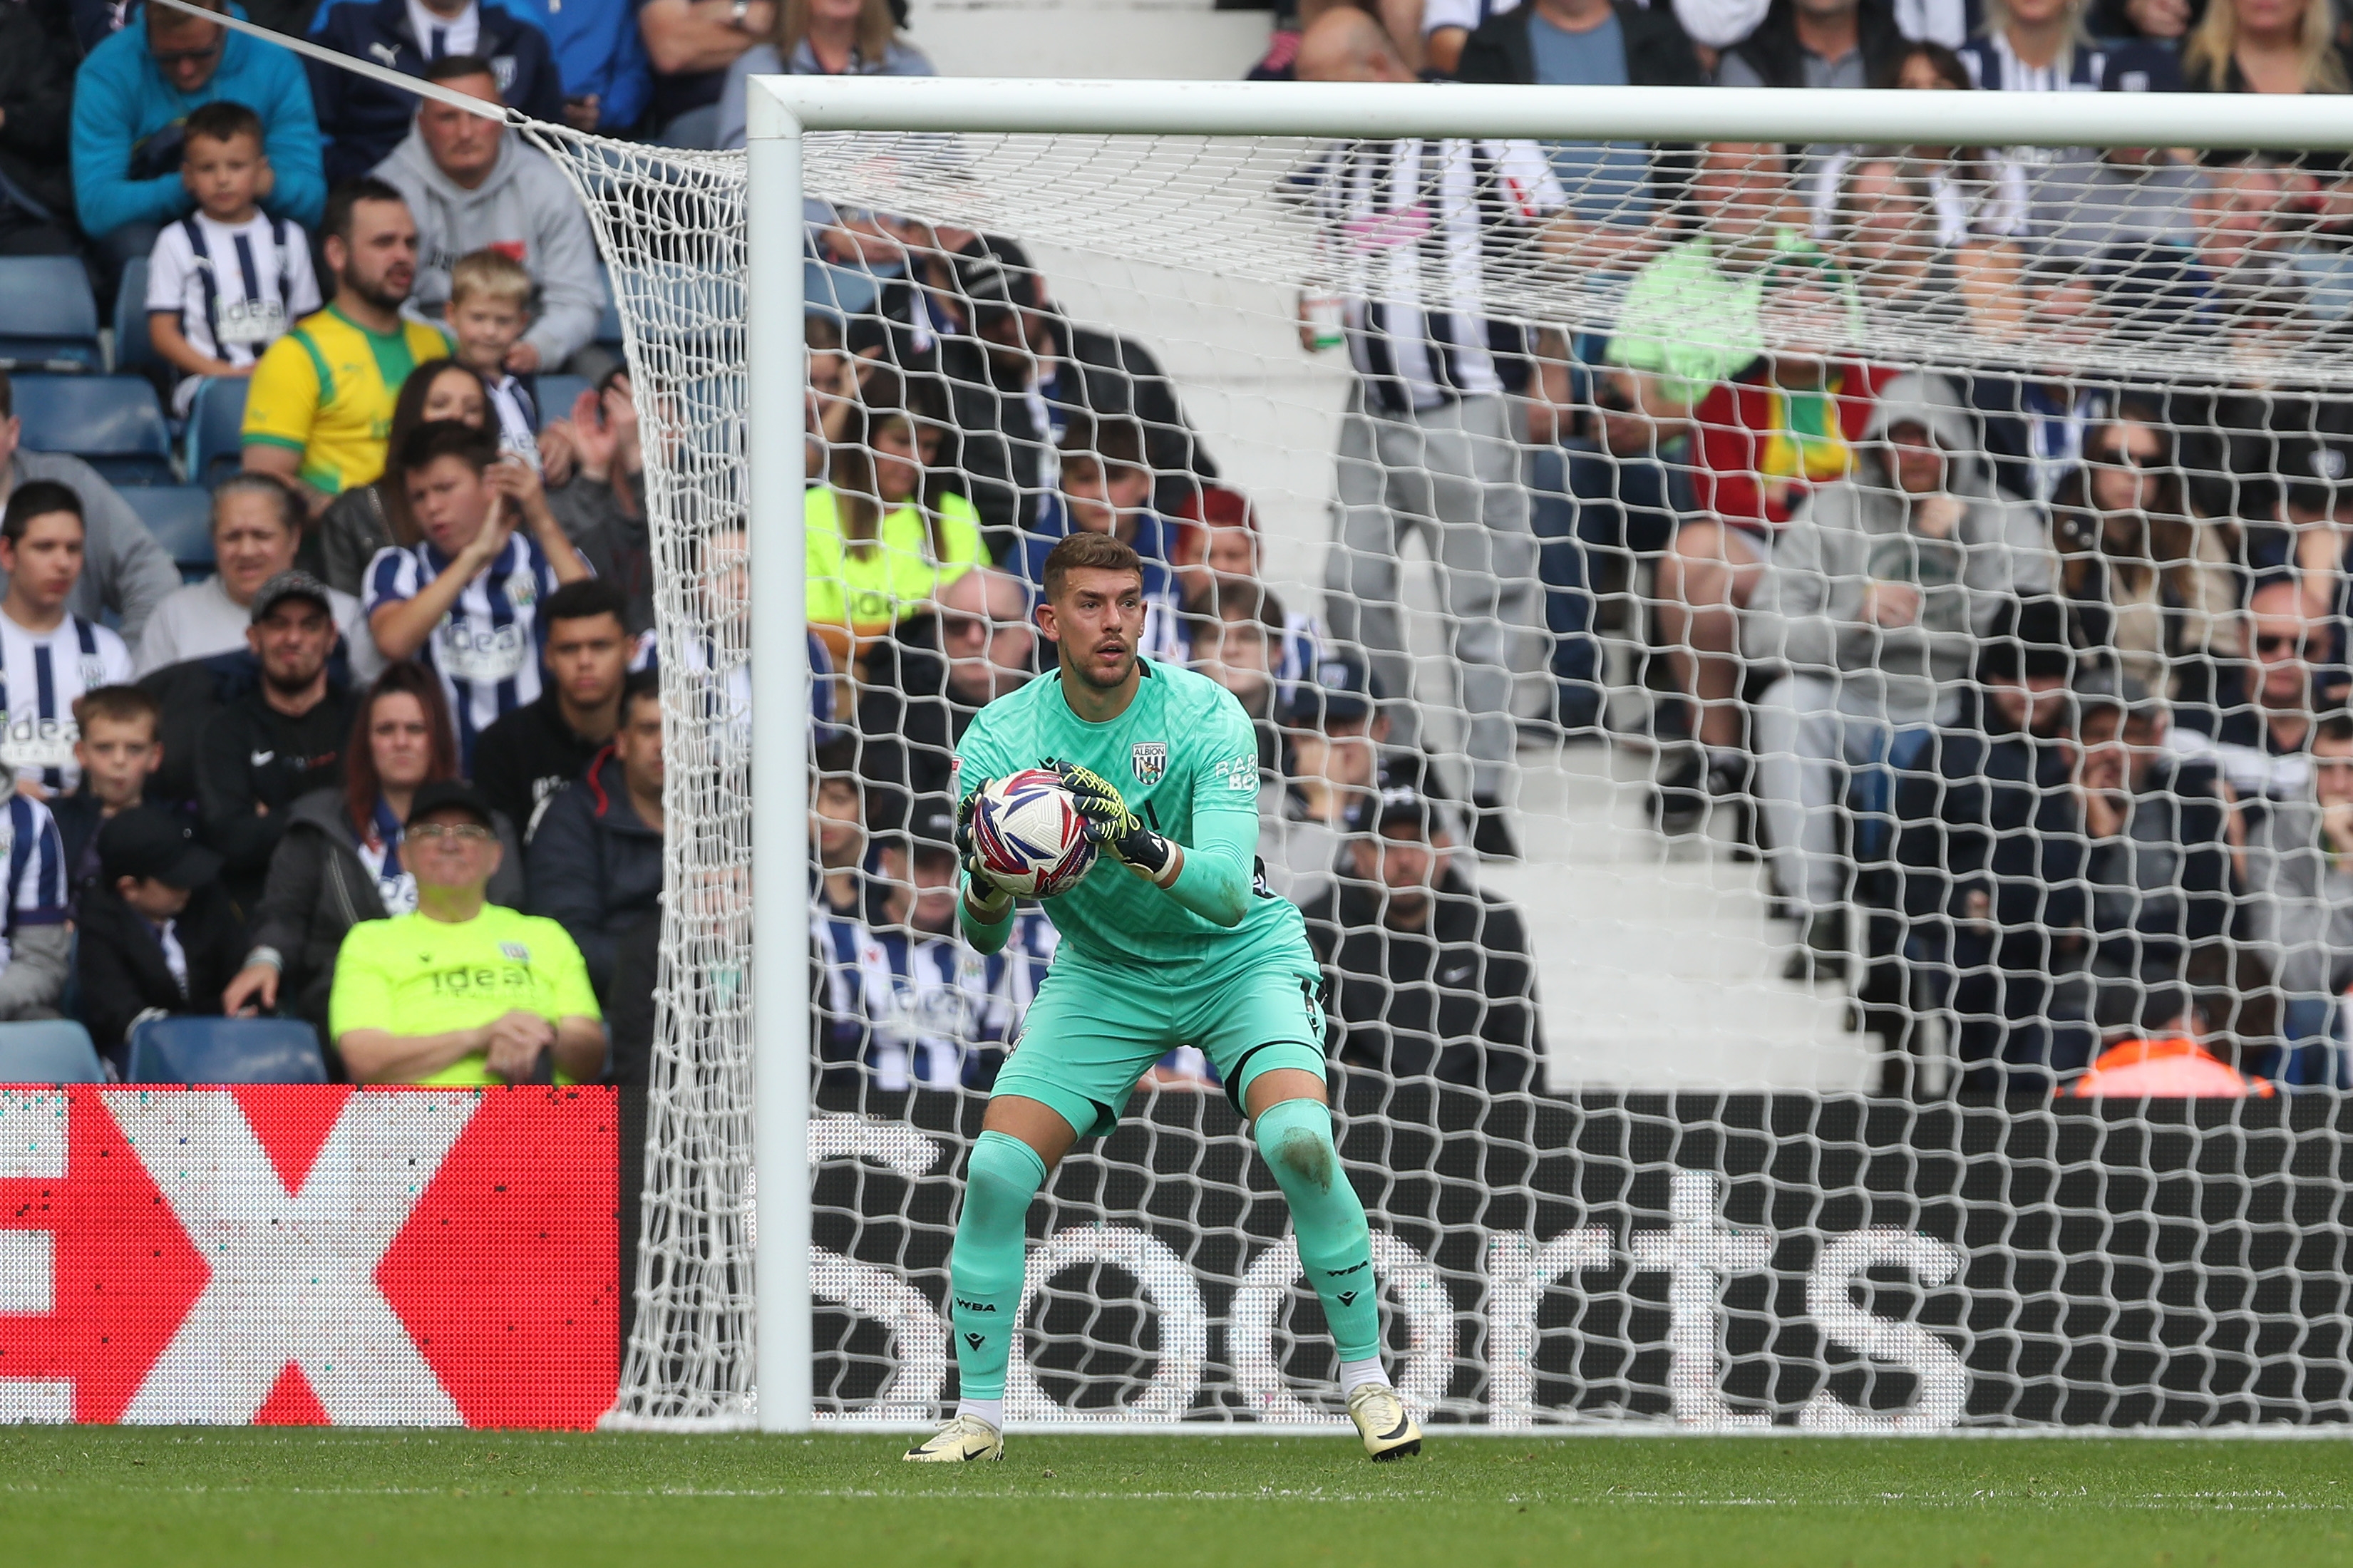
219, 661, 524, 1055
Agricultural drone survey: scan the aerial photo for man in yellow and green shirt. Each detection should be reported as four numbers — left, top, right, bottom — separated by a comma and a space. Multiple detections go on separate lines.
242, 180, 450, 515
329, 779, 604, 1087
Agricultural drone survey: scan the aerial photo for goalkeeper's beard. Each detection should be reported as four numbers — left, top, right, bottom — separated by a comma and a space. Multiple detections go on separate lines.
1057, 634, 1136, 691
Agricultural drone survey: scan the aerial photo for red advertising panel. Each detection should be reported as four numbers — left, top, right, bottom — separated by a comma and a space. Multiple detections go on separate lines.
0, 1085, 619, 1428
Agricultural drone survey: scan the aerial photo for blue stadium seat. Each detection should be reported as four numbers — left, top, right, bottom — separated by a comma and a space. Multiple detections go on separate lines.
127, 1016, 328, 1085
534, 373, 590, 429
595, 293, 624, 352
14, 374, 175, 485
114, 257, 161, 373
0, 257, 102, 372
185, 375, 249, 488
124, 485, 217, 579
0, 1019, 104, 1084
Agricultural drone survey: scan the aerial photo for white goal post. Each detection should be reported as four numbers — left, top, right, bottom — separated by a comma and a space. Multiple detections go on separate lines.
741, 78, 2353, 1436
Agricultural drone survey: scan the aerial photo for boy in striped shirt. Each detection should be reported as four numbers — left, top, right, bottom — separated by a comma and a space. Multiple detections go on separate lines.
145, 101, 321, 418
364, 422, 592, 764
447, 249, 542, 467
0, 483, 136, 798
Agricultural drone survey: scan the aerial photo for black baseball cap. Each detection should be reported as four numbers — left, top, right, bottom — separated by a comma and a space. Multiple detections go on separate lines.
98, 806, 221, 888
249, 569, 336, 624
1283, 653, 1380, 728
1344, 777, 1440, 837
909, 795, 959, 858
407, 780, 496, 830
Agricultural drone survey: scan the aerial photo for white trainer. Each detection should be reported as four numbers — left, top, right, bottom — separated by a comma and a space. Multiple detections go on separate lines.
1346, 1384, 1422, 1461
903, 1413, 1005, 1462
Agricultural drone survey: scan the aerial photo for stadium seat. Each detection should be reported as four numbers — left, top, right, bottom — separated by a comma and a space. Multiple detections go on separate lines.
0, 256, 102, 372
113, 257, 161, 373
124, 485, 217, 579
595, 293, 625, 352
535, 373, 590, 429
127, 1016, 328, 1085
0, 1019, 105, 1084
14, 373, 175, 485
185, 376, 249, 488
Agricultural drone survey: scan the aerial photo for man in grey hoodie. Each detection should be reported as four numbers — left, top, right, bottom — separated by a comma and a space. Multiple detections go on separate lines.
1746, 369, 2054, 973
371, 54, 604, 373
0, 370, 179, 649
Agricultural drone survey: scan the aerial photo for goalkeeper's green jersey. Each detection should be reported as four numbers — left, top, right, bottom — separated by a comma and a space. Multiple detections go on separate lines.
954, 659, 1313, 975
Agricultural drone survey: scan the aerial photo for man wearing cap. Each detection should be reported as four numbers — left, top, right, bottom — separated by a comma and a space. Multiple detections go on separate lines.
1298, 770, 1544, 1094
329, 778, 603, 1085
192, 571, 361, 913
73, 805, 247, 1074
527, 669, 664, 1002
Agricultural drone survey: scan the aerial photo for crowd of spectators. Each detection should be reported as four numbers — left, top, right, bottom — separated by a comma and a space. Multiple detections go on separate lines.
11, 0, 2353, 1098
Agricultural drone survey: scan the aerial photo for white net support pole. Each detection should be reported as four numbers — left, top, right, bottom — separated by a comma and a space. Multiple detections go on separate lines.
748, 114, 815, 1436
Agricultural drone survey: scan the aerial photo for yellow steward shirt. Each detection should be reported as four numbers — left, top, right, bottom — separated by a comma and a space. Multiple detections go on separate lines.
242, 306, 452, 495
328, 904, 602, 1088
804, 487, 982, 661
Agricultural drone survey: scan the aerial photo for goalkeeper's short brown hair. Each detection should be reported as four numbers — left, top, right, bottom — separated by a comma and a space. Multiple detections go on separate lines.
1041, 531, 1143, 603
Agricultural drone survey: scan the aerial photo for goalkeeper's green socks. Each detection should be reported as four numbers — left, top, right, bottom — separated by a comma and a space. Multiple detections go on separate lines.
1252, 1098, 1384, 1366
948, 1129, 1048, 1413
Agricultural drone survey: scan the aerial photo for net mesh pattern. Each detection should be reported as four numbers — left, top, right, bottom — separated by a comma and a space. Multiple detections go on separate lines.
530, 117, 2353, 1431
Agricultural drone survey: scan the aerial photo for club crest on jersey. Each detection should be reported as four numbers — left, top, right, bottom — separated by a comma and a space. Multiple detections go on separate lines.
505, 567, 539, 610
500, 942, 531, 964
78, 657, 108, 688
1131, 742, 1167, 786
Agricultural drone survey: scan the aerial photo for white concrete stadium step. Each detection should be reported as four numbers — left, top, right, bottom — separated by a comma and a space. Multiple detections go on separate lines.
1481, 737, 1872, 1092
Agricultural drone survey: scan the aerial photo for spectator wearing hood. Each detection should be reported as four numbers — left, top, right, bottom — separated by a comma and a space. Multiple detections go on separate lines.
72, 0, 325, 272
1748, 368, 2053, 976
309, 0, 565, 185
527, 669, 662, 999
371, 53, 603, 371
75, 805, 247, 1073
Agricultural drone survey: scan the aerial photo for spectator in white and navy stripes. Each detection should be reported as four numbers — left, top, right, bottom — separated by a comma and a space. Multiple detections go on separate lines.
144, 100, 321, 420
446, 248, 543, 465
0, 786, 70, 1022
1292, 6, 1555, 861
364, 421, 592, 765
1959, 0, 2176, 93
0, 482, 136, 801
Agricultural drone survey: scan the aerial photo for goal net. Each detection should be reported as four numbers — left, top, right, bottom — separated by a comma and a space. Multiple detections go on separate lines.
529, 84, 2353, 1433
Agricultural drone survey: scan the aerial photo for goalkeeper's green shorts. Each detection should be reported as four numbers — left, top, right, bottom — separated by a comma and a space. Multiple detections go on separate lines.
992, 950, 1331, 1139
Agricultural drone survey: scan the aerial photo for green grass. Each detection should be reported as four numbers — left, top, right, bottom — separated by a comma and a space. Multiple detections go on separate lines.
4, 1427, 2351, 1567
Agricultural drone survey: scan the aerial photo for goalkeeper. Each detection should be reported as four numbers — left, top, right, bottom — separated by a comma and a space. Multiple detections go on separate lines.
907, 530, 1419, 1464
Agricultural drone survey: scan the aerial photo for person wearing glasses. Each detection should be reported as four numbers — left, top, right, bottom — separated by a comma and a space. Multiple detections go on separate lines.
854, 563, 1034, 836
2171, 574, 2327, 811
329, 775, 602, 1085
220, 660, 525, 1041
71, 0, 325, 290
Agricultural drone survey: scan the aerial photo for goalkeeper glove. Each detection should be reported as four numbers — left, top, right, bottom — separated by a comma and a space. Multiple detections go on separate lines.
1049, 759, 1177, 882
954, 789, 1015, 919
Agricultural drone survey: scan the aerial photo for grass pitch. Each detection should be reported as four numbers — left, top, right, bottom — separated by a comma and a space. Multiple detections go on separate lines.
3, 1427, 2349, 1567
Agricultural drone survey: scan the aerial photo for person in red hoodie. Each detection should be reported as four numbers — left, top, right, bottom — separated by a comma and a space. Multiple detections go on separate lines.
2070, 986, 2276, 1098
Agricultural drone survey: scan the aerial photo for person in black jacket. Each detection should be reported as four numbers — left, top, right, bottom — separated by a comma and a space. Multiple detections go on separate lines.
307, 0, 567, 185
470, 577, 630, 845
0, 0, 79, 257
76, 805, 247, 1074
1298, 775, 1544, 1094
193, 572, 357, 913
1717, 0, 1910, 89
855, 564, 1035, 835
942, 238, 1217, 555
1894, 607, 2096, 1092
526, 669, 662, 999
2074, 674, 2237, 1031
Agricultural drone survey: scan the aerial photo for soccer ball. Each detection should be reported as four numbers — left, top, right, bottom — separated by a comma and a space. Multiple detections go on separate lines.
971, 769, 1098, 898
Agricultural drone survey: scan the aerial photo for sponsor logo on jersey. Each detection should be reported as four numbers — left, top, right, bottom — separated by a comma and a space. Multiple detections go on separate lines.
0, 716, 76, 772
1131, 741, 1167, 786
